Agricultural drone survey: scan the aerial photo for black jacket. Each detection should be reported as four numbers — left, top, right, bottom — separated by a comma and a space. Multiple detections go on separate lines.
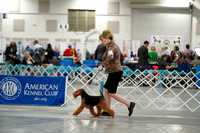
5, 45, 17, 61
95, 44, 106, 61
137, 45, 150, 65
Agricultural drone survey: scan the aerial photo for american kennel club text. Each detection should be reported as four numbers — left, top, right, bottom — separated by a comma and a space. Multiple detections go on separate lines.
24, 83, 59, 97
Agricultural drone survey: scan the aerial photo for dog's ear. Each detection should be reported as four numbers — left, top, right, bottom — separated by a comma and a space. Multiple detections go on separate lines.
80, 88, 85, 91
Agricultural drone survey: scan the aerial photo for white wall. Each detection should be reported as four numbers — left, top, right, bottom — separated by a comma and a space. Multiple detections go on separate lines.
132, 9, 191, 50
192, 15, 200, 49
0, 0, 132, 54
1, 0, 132, 40
130, 0, 200, 52
191, 5, 200, 49
1, 0, 200, 54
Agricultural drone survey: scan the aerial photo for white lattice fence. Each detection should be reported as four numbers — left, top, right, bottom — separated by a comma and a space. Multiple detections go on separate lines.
118, 69, 200, 112
0, 64, 200, 112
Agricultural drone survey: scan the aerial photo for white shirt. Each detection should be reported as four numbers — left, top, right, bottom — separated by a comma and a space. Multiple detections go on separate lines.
77, 51, 82, 56
162, 49, 170, 55
33, 43, 42, 51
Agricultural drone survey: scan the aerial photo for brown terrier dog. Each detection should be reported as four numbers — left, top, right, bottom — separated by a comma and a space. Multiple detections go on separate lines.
73, 88, 114, 118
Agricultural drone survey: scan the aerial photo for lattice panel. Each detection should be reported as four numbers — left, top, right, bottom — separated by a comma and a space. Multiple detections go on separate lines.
0, 64, 200, 112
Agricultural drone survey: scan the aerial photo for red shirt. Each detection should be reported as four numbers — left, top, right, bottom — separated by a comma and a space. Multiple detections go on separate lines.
63, 48, 78, 57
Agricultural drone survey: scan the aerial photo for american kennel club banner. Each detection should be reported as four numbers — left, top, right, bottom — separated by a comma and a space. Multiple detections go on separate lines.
0, 75, 66, 106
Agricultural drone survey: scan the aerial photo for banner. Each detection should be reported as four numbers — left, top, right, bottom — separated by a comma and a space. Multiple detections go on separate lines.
0, 75, 66, 106
151, 35, 183, 56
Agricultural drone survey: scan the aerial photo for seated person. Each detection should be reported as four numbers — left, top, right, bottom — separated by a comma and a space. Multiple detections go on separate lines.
63, 44, 78, 57
166, 55, 172, 65
177, 54, 191, 88
177, 54, 191, 73
24, 45, 34, 57
5, 41, 21, 65
158, 54, 173, 70
158, 54, 174, 87
192, 56, 200, 66
22, 51, 41, 75
22, 51, 36, 66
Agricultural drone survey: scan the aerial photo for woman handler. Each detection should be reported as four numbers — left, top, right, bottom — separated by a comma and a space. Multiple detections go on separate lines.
98, 30, 135, 117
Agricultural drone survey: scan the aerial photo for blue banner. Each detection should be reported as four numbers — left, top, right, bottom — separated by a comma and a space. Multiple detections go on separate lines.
0, 75, 66, 106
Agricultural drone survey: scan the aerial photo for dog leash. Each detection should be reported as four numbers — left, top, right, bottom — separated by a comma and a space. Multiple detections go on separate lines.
90, 71, 100, 81
87, 71, 100, 84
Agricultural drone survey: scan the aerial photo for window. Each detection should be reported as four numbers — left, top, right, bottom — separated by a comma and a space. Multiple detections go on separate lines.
68, 9, 95, 32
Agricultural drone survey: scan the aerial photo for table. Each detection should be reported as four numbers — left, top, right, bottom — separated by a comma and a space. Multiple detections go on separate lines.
123, 61, 157, 71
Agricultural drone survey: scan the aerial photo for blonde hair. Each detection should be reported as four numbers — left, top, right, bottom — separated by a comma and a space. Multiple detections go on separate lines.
151, 46, 156, 51
24, 51, 30, 59
99, 35, 103, 41
101, 30, 114, 40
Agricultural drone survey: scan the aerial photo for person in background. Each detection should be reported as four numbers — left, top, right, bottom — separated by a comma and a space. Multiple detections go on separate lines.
22, 51, 35, 66
45, 43, 54, 63
136, 40, 152, 72
32, 40, 43, 52
162, 46, 170, 56
136, 41, 152, 86
5, 41, 21, 65
75, 49, 82, 64
158, 54, 173, 70
166, 55, 173, 65
77, 49, 82, 58
177, 54, 191, 73
124, 52, 128, 60
24, 45, 34, 57
148, 46, 158, 63
177, 54, 191, 88
22, 51, 40, 76
130, 51, 134, 58
5, 41, 17, 63
86, 49, 92, 60
32, 40, 45, 65
98, 29, 135, 117
182, 44, 194, 65
94, 35, 106, 66
170, 46, 176, 61
137, 40, 151, 65
174, 46, 182, 63
54, 44, 60, 59
134, 54, 138, 61
63, 44, 78, 57
158, 54, 174, 87
192, 56, 200, 66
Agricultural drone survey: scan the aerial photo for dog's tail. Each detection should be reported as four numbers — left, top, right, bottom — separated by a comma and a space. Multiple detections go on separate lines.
99, 90, 104, 97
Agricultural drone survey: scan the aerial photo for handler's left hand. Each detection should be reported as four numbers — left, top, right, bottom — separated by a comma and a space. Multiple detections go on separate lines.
98, 65, 103, 71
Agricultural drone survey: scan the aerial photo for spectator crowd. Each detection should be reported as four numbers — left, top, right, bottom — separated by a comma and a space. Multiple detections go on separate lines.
4, 39, 200, 75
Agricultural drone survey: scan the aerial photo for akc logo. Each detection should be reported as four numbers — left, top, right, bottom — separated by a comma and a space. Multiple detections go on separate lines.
0, 77, 21, 100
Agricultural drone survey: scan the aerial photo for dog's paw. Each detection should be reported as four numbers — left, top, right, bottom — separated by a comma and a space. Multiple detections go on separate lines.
73, 112, 78, 115
96, 114, 101, 117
